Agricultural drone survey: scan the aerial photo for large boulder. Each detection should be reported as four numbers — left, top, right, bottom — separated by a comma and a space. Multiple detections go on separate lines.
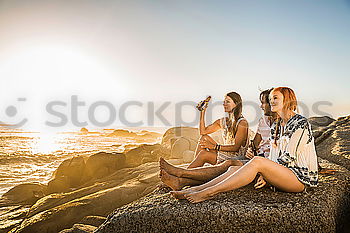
314, 115, 350, 170
82, 152, 126, 182
125, 144, 161, 167
0, 183, 47, 205
95, 159, 350, 233
95, 116, 350, 233
160, 127, 251, 161
160, 127, 200, 157
308, 116, 335, 130
47, 176, 71, 194
52, 156, 86, 188
169, 137, 192, 159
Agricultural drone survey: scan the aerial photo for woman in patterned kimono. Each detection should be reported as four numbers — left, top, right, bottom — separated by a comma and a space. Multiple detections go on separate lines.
188, 91, 250, 168
172, 87, 318, 203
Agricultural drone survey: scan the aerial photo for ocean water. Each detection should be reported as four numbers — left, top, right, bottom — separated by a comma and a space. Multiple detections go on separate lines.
0, 127, 165, 196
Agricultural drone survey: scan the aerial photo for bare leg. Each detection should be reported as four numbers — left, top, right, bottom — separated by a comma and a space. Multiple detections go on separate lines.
185, 157, 305, 203
160, 158, 239, 181
171, 165, 241, 199
194, 141, 201, 157
187, 150, 218, 168
189, 135, 219, 168
160, 170, 203, 191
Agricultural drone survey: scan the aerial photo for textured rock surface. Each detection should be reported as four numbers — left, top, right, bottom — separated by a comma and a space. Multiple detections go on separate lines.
9, 163, 161, 233
3, 118, 350, 233
160, 127, 200, 157
1, 129, 165, 233
314, 116, 350, 170
0, 183, 47, 206
0, 206, 30, 233
95, 159, 350, 233
95, 116, 350, 233
59, 224, 96, 233
83, 152, 126, 182
78, 216, 106, 227
309, 116, 335, 130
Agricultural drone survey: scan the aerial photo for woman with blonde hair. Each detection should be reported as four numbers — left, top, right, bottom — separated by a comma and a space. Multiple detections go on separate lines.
171, 87, 318, 203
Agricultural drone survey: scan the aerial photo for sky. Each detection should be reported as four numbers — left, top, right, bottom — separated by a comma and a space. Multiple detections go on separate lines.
0, 0, 349, 131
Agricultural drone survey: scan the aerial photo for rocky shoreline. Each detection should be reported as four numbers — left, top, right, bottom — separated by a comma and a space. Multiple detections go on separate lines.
1, 116, 349, 233
0, 127, 199, 233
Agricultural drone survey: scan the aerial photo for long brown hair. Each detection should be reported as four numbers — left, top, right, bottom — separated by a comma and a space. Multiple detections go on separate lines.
272, 87, 298, 145
226, 92, 243, 138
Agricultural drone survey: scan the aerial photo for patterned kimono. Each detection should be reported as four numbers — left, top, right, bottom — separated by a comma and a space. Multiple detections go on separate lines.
269, 114, 318, 187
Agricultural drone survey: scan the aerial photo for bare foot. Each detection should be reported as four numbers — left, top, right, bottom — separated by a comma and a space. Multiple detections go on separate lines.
170, 188, 195, 200
185, 189, 215, 203
159, 157, 184, 177
160, 169, 183, 191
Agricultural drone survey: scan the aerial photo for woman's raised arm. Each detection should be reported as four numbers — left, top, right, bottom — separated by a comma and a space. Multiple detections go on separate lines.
199, 109, 221, 135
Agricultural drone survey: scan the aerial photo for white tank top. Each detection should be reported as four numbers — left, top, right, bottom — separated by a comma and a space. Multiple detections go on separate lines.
217, 116, 249, 162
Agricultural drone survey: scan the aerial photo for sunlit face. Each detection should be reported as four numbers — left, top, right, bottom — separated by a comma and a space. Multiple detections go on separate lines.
269, 91, 284, 113
223, 96, 236, 112
260, 95, 272, 116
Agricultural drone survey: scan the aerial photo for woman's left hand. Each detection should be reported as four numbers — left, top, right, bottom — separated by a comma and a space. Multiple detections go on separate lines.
254, 174, 266, 189
199, 137, 215, 150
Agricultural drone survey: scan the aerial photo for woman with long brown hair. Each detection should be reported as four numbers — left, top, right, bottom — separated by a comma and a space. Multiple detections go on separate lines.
171, 87, 318, 203
159, 89, 273, 191
188, 91, 249, 168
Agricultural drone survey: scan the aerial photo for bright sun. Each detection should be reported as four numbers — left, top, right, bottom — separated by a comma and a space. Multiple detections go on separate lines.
0, 45, 126, 131
2, 45, 120, 94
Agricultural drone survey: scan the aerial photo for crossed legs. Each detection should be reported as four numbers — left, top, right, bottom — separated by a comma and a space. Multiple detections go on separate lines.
159, 158, 242, 191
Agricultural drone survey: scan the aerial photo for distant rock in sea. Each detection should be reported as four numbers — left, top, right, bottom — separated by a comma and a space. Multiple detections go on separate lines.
107, 129, 137, 137
80, 128, 89, 134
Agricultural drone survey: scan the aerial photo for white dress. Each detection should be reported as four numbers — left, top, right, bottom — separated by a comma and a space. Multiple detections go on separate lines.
268, 114, 318, 187
256, 116, 272, 158
217, 116, 250, 163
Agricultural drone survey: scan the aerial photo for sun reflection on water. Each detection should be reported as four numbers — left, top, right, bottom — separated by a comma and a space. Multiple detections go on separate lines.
30, 133, 67, 155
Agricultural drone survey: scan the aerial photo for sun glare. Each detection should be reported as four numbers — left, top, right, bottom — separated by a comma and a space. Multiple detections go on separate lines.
0, 44, 127, 131
30, 132, 66, 155
4, 46, 119, 92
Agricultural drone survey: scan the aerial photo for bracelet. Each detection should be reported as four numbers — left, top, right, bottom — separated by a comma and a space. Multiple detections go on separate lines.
214, 144, 221, 151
